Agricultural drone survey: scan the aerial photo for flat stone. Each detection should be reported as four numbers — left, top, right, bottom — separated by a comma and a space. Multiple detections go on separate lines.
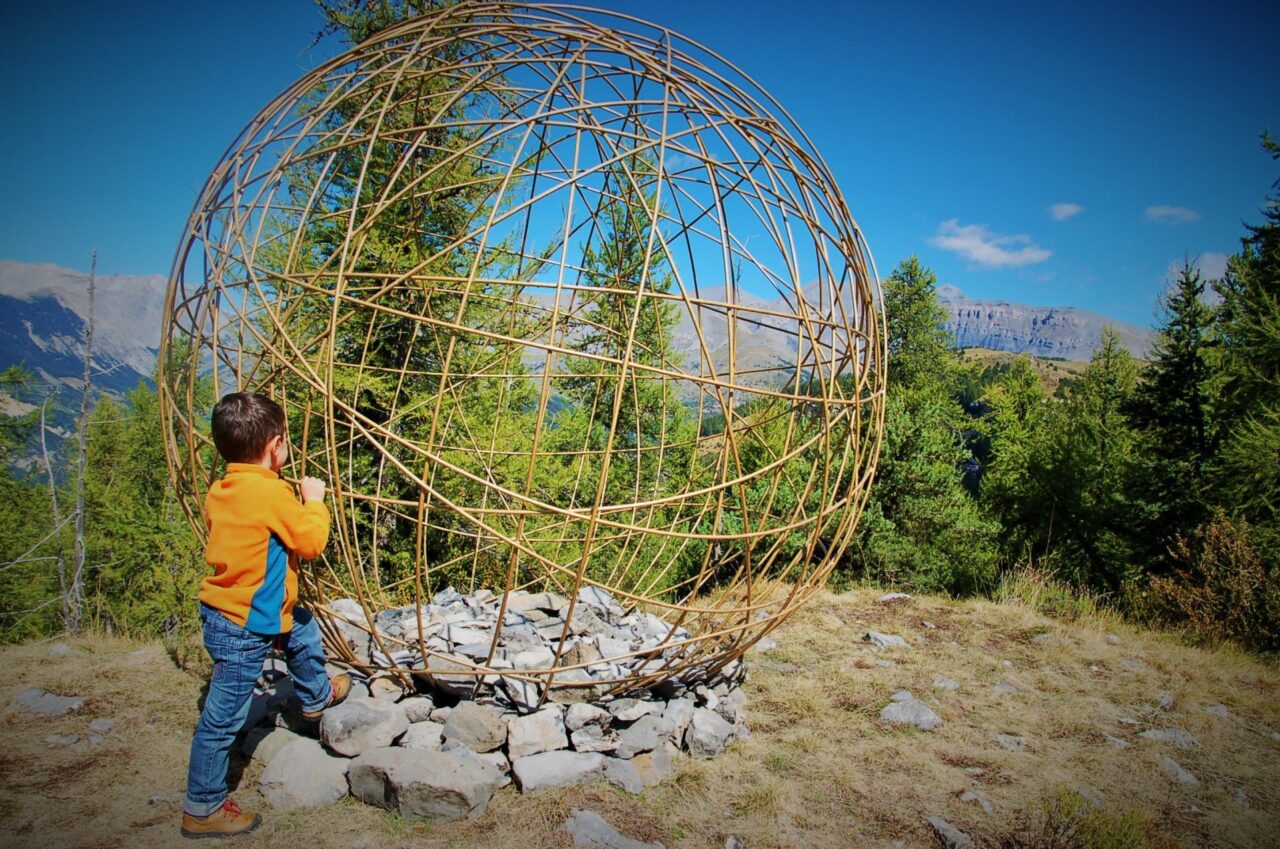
933, 677, 960, 691
603, 757, 644, 794
1155, 692, 1176, 711
11, 688, 84, 717
46, 733, 79, 746
401, 696, 435, 723
750, 636, 778, 653
880, 693, 941, 731
960, 790, 994, 816
47, 642, 76, 657
1106, 634, 1122, 645
507, 706, 568, 759
662, 697, 695, 741
876, 592, 912, 604
630, 741, 679, 787
259, 738, 350, 809
686, 708, 736, 757
1103, 734, 1130, 750
571, 725, 619, 754
865, 631, 910, 650
993, 681, 1019, 694
349, 746, 505, 822
928, 816, 974, 849
566, 702, 610, 732
1140, 728, 1198, 749
399, 721, 445, 750
320, 697, 409, 757
615, 715, 674, 759
511, 750, 606, 792
442, 701, 508, 753
88, 718, 115, 734
562, 809, 665, 849
1204, 704, 1229, 718
1162, 756, 1199, 787
992, 733, 1028, 751
243, 724, 304, 764
608, 698, 662, 723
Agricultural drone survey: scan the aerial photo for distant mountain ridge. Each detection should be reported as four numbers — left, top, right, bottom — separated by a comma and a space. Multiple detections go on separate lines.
0, 261, 1153, 418
937, 284, 1151, 360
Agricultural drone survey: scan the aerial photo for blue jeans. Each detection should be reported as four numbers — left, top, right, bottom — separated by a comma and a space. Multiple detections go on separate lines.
184, 603, 333, 816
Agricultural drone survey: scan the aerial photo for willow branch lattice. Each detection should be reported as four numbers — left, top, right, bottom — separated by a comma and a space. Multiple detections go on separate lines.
159, 2, 886, 705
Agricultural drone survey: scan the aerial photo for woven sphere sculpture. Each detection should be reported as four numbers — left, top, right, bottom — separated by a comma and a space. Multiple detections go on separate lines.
160, 2, 885, 702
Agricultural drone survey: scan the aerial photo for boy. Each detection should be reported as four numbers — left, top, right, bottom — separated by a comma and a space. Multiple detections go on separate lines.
181, 392, 350, 838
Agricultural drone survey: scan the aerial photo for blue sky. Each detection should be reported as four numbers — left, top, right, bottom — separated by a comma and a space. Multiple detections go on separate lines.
1, 0, 1276, 326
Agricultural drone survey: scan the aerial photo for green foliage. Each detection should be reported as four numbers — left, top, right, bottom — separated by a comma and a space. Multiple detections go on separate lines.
1141, 513, 1280, 652
81, 384, 204, 636
846, 257, 999, 595
1126, 262, 1215, 571
983, 333, 1144, 592
0, 368, 63, 641
1207, 134, 1280, 527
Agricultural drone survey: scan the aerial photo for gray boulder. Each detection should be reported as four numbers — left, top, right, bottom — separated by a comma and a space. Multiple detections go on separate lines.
562, 809, 665, 849
1162, 756, 1199, 787
242, 724, 304, 765
992, 733, 1029, 751
349, 746, 505, 822
259, 738, 350, 809
320, 697, 409, 757
615, 715, 674, 759
511, 750, 606, 792
442, 701, 508, 753
399, 721, 445, 750
865, 631, 910, 650
685, 708, 736, 757
566, 702, 610, 733
571, 724, 619, 754
507, 706, 568, 759
401, 696, 435, 723
602, 758, 644, 794
629, 741, 679, 787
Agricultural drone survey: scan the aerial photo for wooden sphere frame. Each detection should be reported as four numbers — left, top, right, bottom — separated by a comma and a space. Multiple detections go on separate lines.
159, 2, 885, 702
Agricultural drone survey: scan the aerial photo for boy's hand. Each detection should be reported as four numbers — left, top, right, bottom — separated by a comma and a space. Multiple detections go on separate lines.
300, 476, 327, 503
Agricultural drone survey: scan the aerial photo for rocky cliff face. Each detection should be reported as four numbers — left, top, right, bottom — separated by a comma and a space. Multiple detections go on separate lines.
937, 285, 1150, 360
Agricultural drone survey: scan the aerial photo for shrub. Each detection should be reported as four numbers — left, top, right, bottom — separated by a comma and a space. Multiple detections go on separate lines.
1143, 514, 1280, 652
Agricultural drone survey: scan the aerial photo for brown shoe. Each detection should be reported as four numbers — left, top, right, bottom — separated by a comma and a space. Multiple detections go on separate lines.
301, 673, 351, 720
180, 797, 261, 838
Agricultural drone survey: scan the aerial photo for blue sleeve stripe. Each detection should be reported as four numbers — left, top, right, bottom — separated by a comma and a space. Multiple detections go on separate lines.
245, 532, 288, 634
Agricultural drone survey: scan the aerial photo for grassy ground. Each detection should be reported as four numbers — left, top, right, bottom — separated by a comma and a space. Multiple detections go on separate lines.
2, 588, 1277, 849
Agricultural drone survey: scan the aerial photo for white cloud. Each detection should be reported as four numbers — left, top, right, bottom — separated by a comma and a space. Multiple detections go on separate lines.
1049, 202, 1084, 221
928, 219, 1052, 269
1145, 204, 1202, 225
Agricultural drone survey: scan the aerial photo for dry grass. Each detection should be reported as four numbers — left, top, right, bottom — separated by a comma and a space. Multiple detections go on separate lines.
2, 589, 1278, 848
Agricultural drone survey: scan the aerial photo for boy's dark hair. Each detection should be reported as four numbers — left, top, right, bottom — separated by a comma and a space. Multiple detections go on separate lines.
210, 392, 286, 463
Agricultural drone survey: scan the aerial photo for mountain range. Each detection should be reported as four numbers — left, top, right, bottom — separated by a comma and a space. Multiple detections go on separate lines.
0, 259, 1152, 437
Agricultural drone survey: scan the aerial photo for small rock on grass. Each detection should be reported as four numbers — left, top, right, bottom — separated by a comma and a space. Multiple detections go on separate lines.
11, 688, 84, 717
1140, 728, 1198, 749
1162, 756, 1199, 787
933, 676, 960, 691
992, 733, 1028, 751
959, 790, 994, 815
865, 631, 910, 650
46, 733, 79, 746
876, 592, 912, 604
927, 816, 974, 849
1204, 704, 1229, 718
879, 692, 941, 731
562, 809, 665, 849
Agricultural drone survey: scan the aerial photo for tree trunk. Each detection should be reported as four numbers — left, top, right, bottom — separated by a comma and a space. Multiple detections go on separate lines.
67, 252, 96, 634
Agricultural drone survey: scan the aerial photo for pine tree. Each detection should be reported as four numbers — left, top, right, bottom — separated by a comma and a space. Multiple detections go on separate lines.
1126, 261, 1214, 569
1208, 134, 1280, 528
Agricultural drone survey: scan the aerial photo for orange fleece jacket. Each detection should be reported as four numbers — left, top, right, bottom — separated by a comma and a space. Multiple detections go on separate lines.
198, 463, 330, 633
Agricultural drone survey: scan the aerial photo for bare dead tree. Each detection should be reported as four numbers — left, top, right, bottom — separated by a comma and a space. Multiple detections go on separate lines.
67, 251, 96, 634
38, 398, 69, 624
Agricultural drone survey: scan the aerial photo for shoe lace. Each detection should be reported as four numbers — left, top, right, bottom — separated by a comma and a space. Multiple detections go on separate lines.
220, 798, 244, 818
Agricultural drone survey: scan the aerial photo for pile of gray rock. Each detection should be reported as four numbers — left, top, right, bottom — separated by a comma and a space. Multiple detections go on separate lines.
242, 586, 753, 821
324, 585, 746, 712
